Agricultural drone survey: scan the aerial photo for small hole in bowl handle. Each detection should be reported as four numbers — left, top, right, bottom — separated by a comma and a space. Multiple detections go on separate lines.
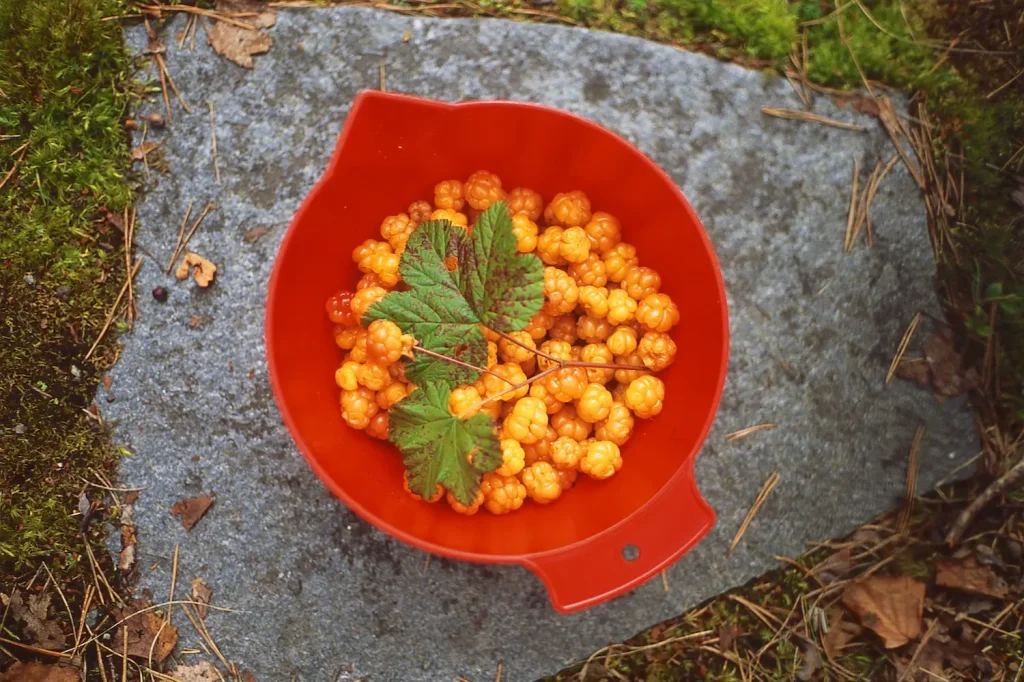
621, 544, 640, 562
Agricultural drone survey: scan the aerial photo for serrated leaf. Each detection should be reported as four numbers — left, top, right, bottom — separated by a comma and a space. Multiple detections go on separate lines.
365, 201, 543, 386
389, 383, 502, 504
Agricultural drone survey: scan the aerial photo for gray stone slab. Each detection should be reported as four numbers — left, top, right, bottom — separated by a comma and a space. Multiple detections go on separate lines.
106, 8, 976, 681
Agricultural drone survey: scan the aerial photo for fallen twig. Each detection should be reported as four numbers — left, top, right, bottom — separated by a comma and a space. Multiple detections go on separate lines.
725, 423, 777, 442
947, 455, 1024, 546
167, 201, 193, 274
208, 101, 221, 185
897, 425, 924, 533
761, 107, 866, 132
729, 471, 780, 554
85, 257, 144, 361
885, 312, 921, 384
0, 143, 28, 193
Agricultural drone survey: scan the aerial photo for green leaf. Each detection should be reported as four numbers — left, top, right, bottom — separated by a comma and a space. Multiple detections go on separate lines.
388, 383, 502, 505
365, 201, 544, 386
983, 282, 1003, 299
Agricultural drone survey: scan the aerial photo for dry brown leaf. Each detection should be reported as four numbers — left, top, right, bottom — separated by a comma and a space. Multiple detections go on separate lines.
109, 598, 178, 663
717, 623, 741, 650
9, 592, 67, 650
172, 662, 220, 682
894, 357, 931, 388
175, 251, 218, 287
207, 0, 276, 69
170, 493, 214, 531
814, 547, 853, 584
935, 557, 1009, 599
795, 637, 822, 681
823, 610, 862, 659
119, 523, 137, 573
101, 375, 113, 391
841, 575, 925, 648
241, 671, 258, 682
131, 142, 159, 162
191, 577, 213, 618
243, 226, 269, 242
0, 662, 80, 682
923, 330, 979, 396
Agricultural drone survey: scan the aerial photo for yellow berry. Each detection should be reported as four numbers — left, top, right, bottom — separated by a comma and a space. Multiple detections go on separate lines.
549, 436, 583, 470
528, 381, 563, 415
524, 311, 556, 341
487, 341, 499, 369
481, 326, 500, 343
638, 332, 677, 371
625, 375, 665, 419
351, 286, 387, 319
548, 315, 578, 344
568, 252, 608, 288
377, 381, 409, 410
607, 325, 639, 356
448, 384, 484, 418
580, 440, 622, 480
365, 411, 389, 439
522, 426, 558, 464
558, 226, 591, 264
464, 170, 505, 211
404, 471, 443, 503
480, 472, 527, 514
584, 212, 621, 253
497, 438, 526, 477
551, 403, 592, 441
595, 401, 634, 446
544, 190, 591, 227
367, 251, 401, 287
537, 339, 573, 371
498, 330, 536, 364
537, 226, 567, 266
609, 382, 629, 404
502, 397, 549, 444
636, 293, 680, 332
578, 285, 610, 319
607, 289, 638, 325
577, 383, 613, 423
506, 187, 543, 221
340, 386, 378, 429
380, 213, 415, 253
603, 243, 638, 283
431, 208, 468, 228
335, 360, 360, 391
542, 266, 579, 316
434, 179, 465, 211
623, 266, 661, 301
580, 343, 615, 384
366, 319, 406, 366
544, 366, 589, 403
484, 362, 528, 401
357, 272, 386, 291
522, 462, 562, 504
511, 214, 539, 253
408, 200, 433, 224
352, 238, 391, 270
614, 352, 647, 384
334, 327, 364, 351
447, 488, 484, 515
355, 361, 390, 391
555, 466, 578, 491
349, 332, 369, 363
577, 315, 614, 344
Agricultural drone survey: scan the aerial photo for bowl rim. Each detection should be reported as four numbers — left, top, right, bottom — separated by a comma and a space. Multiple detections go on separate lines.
265, 90, 729, 567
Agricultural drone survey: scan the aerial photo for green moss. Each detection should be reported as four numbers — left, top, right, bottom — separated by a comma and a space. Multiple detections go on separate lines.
0, 0, 133, 577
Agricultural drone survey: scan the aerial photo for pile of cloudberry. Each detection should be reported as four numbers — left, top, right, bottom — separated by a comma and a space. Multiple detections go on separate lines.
326, 171, 679, 516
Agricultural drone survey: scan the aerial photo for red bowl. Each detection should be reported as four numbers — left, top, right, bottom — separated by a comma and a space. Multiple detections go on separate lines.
266, 91, 729, 613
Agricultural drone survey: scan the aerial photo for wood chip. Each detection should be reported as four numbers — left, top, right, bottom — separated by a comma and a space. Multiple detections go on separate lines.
935, 557, 1009, 599
841, 575, 925, 648
170, 494, 214, 531
175, 251, 218, 287
761, 107, 867, 132
191, 578, 213, 619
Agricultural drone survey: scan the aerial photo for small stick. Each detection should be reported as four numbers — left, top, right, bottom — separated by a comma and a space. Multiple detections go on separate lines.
124, 207, 136, 327
761, 107, 867, 132
491, 328, 561, 364
155, 53, 172, 124
40, 563, 75, 647
661, 570, 669, 593
834, 0, 875, 98
495, 661, 502, 682
379, 61, 386, 92
885, 312, 921, 384
182, 603, 230, 669
178, 202, 215, 256
190, 13, 199, 50
947, 455, 1024, 547
208, 101, 221, 185
168, 543, 180, 627
411, 345, 512, 385
156, 53, 191, 113
85, 257, 144, 360
423, 554, 431, 572
849, 160, 881, 250
844, 158, 859, 252
178, 14, 194, 49
72, 585, 95, 657
121, 626, 128, 682
167, 200, 194, 273
136, 4, 259, 30
729, 471, 780, 554
0, 636, 73, 658
897, 425, 924, 532
83, 539, 118, 602
725, 423, 777, 442
0, 144, 28, 194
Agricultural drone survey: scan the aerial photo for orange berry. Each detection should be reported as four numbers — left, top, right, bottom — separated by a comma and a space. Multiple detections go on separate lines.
430, 208, 468, 228
613, 351, 647, 384
511, 214, 539, 253
522, 462, 562, 504
434, 179, 465, 211
404, 471, 444, 503
568, 253, 608, 287
623, 266, 662, 301
497, 438, 526, 477
326, 290, 358, 327
580, 343, 615, 384
365, 411, 389, 439
408, 200, 432, 224
506, 187, 543, 221
340, 386, 378, 430
447, 488, 485, 515
638, 331, 677, 371
584, 212, 622, 253
544, 190, 592, 227
580, 440, 622, 480
351, 286, 388, 319
551, 403, 592, 441
524, 311, 557, 341
636, 293, 680, 333
625, 375, 666, 419
548, 315, 578, 344
550, 436, 583, 470
464, 170, 505, 211
577, 315, 614, 344
480, 472, 527, 514
595, 401, 634, 446
536, 226, 567, 266
603, 243, 638, 283
542, 266, 579, 316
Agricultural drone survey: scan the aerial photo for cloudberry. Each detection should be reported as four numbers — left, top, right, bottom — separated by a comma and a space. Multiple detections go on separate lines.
623, 266, 661, 301
595, 402, 634, 446
377, 382, 409, 410
522, 462, 562, 504
542, 267, 579, 316
502, 397, 548, 444
638, 332, 677, 371
577, 315, 614, 344
430, 208, 468, 228
536, 226, 567, 266
511, 214, 539, 253
555, 466, 578, 491
551, 403, 592, 441
537, 339, 573, 371
603, 243, 638, 283
584, 212, 621, 253
568, 253, 608, 287
548, 315, 578, 344
334, 360, 360, 391
522, 426, 557, 464
333, 326, 363, 351
606, 325, 638, 356
380, 213, 414, 252
498, 330, 536, 364
544, 366, 589, 403
528, 381, 564, 415
625, 375, 665, 418
326, 290, 358, 327
506, 187, 543, 221
366, 319, 407, 365
434, 179, 465, 211
524, 311, 557, 341
497, 439, 526, 477
578, 285, 610, 319
365, 411, 389, 440
480, 472, 526, 515
351, 286, 387, 319
580, 343, 615, 384
483, 362, 528, 401
544, 190, 592, 227
636, 293, 680, 332
614, 351, 647, 384
580, 440, 622, 480
464, 170, 505, 211
606, 289, 638, 325
549, 436, 583, 470
408, 200, 432, 224
341, 386, 378, 430
577, 383, 613, 423
447, 489, 484, 515
558, 226, 591, 264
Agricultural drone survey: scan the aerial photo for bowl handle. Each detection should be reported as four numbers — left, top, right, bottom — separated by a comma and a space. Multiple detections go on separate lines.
522, 468, 715, 613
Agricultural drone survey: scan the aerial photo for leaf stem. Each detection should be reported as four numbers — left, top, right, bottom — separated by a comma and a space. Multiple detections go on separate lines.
411, 345, 514, 386
458, 366, 559, 419
489, 328, 562, 364
487, 327, 652, 373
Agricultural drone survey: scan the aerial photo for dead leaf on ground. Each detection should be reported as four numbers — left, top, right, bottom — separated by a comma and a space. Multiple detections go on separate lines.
119, 503, 136, 573
935, 556, 1009, 599
894, 638, 946, 682
109, 598, 179, 663
894, 357, 931, 388
170, 493, 214, 531
814, 547, 853, 584
0, 662, 80, 682
243, 226, 269, 242
131, 142, 160, 162
101, 375, 113, 392
172, 662, 220, 682
833, 92, 881, 117
8, 592, 68, 650
208, 0, 276, 69
823, 609, 862, 659
841, 575, 925, 648
717, 623, 741, 650
175, 251, 217, 287
923, 329, 979, 397
241, 671, 258, 682
795, 636, 822, 681
191, 578, 213, 618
